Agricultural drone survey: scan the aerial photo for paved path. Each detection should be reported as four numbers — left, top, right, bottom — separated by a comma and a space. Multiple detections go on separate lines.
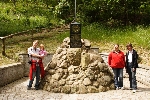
0, 76, 150, 100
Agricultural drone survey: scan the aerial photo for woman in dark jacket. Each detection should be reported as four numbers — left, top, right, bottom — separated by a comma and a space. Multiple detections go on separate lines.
125, 43, 138, 93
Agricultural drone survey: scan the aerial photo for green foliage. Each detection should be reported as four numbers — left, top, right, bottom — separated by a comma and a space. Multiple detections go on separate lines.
0, 0, 150, 37
0, 1, 56, 36
29, 16, 49, 28
53, 0, 73, 24
55, 0, 150, 26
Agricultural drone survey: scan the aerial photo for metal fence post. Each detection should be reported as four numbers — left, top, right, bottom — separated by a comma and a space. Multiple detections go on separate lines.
1, 38, 6, 56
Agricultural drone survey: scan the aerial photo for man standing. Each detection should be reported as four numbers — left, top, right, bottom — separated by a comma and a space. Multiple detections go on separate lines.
125, 43, 138, 93
27, 40, 43, 90
108, 44, 125, 90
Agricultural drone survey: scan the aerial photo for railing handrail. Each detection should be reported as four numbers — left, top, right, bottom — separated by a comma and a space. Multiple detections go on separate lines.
1, 29, 32, 39
0, 28, 47, 55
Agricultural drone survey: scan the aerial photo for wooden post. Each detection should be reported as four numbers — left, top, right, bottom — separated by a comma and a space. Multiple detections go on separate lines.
2, 38, 6, 56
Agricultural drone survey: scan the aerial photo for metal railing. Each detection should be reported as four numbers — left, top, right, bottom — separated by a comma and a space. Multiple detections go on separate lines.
0, 28, 49, 56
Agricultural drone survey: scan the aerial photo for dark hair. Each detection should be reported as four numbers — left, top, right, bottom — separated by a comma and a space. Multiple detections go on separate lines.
126, 43, 133, 48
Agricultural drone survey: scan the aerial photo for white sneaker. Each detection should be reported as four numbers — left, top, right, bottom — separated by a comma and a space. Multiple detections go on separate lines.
116, 87, 119, 90
133, 90, 136, 93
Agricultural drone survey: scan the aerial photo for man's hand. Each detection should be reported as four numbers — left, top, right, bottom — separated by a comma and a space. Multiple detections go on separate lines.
31, 54, 43, 59
39, 55, 44, 59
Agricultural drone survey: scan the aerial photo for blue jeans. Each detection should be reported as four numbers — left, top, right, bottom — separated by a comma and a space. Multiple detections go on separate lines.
112, 68, 123, 88
128, 63, 137, 90
28, 65, 40, 88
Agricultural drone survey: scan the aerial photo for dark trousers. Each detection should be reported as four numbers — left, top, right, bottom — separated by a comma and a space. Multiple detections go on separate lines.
128, 63, 137, 90
28, 65, 40, 88
112, 68, 123, 88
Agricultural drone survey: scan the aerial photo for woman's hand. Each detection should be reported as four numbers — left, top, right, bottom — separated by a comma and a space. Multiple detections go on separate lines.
132, 68, 135, 71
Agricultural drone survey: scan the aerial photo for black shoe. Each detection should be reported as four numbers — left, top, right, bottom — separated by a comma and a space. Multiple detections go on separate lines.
119, 87, 124, 90
34, 84, 40, 90
35, 87, 39, 90
27, 85, 31, 90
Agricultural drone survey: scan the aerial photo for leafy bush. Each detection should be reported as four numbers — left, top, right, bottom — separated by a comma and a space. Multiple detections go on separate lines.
29, 16, 49, 28
0, 1, 55, 36
53, 0, 73, 24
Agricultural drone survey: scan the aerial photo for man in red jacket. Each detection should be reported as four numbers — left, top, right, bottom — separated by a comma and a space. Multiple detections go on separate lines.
108, 44, 125, 90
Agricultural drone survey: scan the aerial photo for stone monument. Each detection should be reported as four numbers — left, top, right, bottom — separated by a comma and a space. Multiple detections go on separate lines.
39, 37, 114, 93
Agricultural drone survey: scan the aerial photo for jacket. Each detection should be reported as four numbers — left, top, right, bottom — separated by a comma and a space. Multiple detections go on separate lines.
125, 49, 138, 70
108, 50, 125, 68
29, 59, 45, 80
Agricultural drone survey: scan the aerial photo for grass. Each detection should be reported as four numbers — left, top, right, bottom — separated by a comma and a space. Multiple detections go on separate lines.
0, 24, 150, 66
82, 24, 150, 47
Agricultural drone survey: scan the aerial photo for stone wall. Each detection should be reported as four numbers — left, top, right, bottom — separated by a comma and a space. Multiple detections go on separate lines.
19, 53, 53, 76
0, 63, 24, 87
100, 53, 150, 87
136, 64, 150, 87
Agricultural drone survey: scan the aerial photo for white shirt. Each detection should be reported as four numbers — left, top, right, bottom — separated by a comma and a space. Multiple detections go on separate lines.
128, 50, 133, 63
28, 47, 40, 61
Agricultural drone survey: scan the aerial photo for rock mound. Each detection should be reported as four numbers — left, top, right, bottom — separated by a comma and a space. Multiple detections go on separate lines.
40, 37, 114, 94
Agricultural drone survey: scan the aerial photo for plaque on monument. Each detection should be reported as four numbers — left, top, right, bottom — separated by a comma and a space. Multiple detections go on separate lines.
70, 22, 81, 48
